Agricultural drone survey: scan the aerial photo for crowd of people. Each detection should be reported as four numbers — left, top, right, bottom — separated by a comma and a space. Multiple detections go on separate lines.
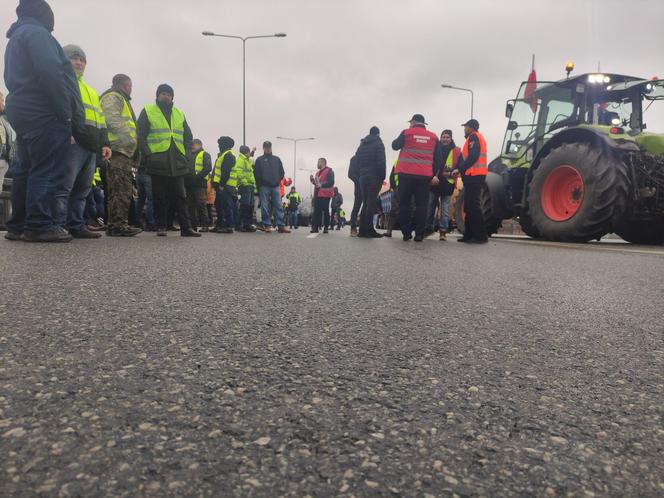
1, 0, 490, 245
348, 115, 489, 243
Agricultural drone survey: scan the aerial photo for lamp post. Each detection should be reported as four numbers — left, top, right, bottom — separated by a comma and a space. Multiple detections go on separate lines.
202, 31, 287, 145
276, 136, 315, 188
440, 84, 474, 118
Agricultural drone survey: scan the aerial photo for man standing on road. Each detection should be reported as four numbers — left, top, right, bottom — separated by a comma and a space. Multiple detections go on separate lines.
211, 136, 236, 234
58, 44, 113, 240
348, 155, 361, 237
254, 141, 289, 233
4, 0, 85, 243
310, 158, 335, 234
185, 139, 212, 232
100, 73, 142, 237
137, 84, 200, 238
355, 126, 386, 238
330, 187, 343, 231
236, 145, 257, 232
286, 186, 301, 229
427, 129, 461, 241
392, 114, 443, 242
458, 119, 488, 244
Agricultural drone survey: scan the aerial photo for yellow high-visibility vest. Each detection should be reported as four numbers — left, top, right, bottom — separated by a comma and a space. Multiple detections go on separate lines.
144, 104, 185, 155
213, 150, 238, 188
78, 76, 106, 130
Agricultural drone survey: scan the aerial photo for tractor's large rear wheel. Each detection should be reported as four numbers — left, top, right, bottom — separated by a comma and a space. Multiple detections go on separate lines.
615, 219, 664, 245
528, 143, 628, 242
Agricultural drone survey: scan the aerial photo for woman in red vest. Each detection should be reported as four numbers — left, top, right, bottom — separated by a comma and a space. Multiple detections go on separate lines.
309, 158, 335, 233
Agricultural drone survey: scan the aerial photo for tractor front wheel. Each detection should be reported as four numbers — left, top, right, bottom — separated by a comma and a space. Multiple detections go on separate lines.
528, 143, 627, 242
454, 185, 501, 237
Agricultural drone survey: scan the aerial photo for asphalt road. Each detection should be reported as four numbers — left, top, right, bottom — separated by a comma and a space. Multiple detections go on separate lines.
1, 229, 663, 497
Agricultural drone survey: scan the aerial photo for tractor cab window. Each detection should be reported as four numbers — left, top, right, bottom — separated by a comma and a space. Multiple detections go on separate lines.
588, 98, 634, 130
502, 82, 576, 160
502, 82, 542, 158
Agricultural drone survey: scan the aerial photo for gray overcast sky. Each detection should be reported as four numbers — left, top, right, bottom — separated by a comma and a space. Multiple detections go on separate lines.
2, 0, 664, 197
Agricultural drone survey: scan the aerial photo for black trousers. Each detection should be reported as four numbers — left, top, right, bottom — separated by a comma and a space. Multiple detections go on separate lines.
151, 175, 191, 231
350, 180, 362, 229
359, 174, 381, 235
186, 185, 208, 229
313, 197, 330, 231
398, 175, 430, 237
463, 177, 487, 241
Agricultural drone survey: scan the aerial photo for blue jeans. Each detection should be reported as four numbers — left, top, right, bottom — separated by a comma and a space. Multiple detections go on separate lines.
289, 211, 298, 228
86, 186, 105, 220
7, 122, 71, 233
220, 187, 237, 228
55, 143, 95, 232
136, 172, 155, 225
238, 185, 254, 228
426, 192, 452, 231
259, 186, 285, 228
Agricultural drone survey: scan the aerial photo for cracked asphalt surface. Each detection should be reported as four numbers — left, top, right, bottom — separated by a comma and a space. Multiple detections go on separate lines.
1, 229, 663, 497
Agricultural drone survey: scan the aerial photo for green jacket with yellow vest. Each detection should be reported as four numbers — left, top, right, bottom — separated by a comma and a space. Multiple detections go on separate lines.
235, 153, 256, 188
137, 101, 193, 177
74, 74, 110, 155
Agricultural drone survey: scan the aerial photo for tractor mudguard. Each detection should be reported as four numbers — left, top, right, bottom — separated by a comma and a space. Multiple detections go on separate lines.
531, 127, 619, 175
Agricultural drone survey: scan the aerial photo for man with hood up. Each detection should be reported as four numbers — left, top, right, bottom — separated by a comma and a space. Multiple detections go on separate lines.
210, 136, 237, 234
136, 84, 200, 237
354, 126, 386, 238
3, 0, 85, 242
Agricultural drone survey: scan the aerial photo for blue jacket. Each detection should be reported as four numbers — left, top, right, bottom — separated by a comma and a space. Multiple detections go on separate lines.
3, 17, 84, 136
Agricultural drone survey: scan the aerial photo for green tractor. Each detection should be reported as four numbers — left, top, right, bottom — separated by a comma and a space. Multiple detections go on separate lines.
456, 72, 664, 244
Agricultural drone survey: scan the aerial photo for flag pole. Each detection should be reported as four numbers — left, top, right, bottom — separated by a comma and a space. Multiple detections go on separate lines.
532, 54, 535, 72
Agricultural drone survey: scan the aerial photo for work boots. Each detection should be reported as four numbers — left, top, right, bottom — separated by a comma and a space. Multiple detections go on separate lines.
439, 230, 447, 241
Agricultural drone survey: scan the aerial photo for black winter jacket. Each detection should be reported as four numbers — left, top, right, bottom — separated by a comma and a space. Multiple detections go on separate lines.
348, 155, 359, 183
355, 134, 386, 181
185, 151, 212, 187
4, 17, 85, 137
254, 154, 285, 188
136, 101, 193, 177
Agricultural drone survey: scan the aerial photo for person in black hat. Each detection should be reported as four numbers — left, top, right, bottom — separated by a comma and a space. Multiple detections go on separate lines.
4, 0, 85, 242
136, 84, 200, 237
354, 125, 386, 238
458, 119, 488, 244
392, 114, 444, 241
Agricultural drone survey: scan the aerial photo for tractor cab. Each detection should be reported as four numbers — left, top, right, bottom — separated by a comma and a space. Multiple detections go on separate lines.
501, 74, 664, 166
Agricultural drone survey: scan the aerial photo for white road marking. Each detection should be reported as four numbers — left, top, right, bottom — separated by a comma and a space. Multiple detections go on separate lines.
307, 233, 319, 239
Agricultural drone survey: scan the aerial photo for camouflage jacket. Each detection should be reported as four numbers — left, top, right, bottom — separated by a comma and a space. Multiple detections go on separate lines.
100, 88, 137, 158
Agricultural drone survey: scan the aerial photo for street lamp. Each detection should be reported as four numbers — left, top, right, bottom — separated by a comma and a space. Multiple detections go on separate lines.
202, 31, 287, 145
276, 136, 315, 187
441, 84, 474, 118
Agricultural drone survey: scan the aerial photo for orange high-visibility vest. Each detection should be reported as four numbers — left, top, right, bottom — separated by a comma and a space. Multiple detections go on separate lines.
461, 131, 488, 177
395, 127, 438, 177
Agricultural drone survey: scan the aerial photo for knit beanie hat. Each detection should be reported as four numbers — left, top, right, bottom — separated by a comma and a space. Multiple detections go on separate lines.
16, 0, 54, 32
156, 84, 174, 98
218, 136, 235, 151
369, 126, 380, 136
62, 44, 86, 62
